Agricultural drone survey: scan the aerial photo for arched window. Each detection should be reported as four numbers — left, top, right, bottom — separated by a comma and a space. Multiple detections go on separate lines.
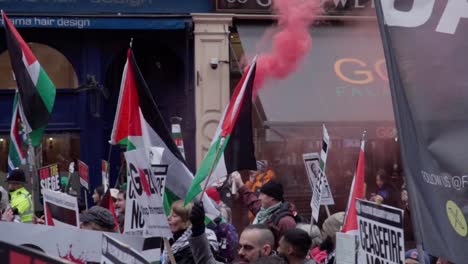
0, 43, 78, 89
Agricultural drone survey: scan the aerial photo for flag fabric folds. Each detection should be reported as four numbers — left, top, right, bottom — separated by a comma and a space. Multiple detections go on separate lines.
185, 58, 257, 204
375, 1, 468, 262
110, 48, 219, 219
341, 140, 365, 235
2, 11, 56, 147
8, 93, 27, 172
99, 189, 120, 233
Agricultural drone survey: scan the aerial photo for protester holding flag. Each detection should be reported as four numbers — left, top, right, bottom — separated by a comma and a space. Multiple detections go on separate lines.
164, 200, 218, 264
185, 58, 257, 207
6, 169, 33, 223
232, 174, 296, 243
110, 46, 219, 220
189, 202, 276, 264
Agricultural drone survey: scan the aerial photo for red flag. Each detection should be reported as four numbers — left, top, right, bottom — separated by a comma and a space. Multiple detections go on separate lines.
99, 190, 120, 233
341, 140, 365, 234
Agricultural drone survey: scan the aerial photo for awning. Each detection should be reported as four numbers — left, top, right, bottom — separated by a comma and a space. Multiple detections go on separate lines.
2, 16, 189, 30
237, 20, 395, 123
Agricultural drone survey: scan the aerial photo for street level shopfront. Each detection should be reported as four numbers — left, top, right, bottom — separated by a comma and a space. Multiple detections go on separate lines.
217, 0, 403, 226
0, 1, 211, 201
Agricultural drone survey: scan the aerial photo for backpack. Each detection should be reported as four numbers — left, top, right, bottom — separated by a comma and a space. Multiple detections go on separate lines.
271, 202, 306, 226
211, 218, 239, 263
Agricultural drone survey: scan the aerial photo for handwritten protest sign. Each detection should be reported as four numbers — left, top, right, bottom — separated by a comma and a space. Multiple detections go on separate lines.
124, 148, 171, 238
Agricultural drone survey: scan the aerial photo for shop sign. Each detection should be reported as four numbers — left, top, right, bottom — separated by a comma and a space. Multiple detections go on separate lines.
216, 0, 376, 15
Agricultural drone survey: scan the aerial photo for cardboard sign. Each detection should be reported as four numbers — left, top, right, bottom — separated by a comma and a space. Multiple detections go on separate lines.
102, 160, 109, 190
0, 240, 68, 264
124, 148, 171, 238
43, 189, 79, 228
38, 164, 61, 195
101, 233, 149, 264
303, 153, 335, 207
0, 222, 147, 263
356, 199, 405, 264
78, 160, 89, 191
335, 232, 357, 264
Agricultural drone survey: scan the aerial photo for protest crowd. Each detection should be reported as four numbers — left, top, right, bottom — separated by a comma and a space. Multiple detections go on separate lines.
0, 162, 451, 264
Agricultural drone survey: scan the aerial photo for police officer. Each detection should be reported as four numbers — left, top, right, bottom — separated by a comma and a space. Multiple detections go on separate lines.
6, 169, 33, 223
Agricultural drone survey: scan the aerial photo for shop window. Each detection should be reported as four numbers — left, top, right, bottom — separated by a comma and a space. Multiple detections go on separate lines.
0, 133, 80, 182
229, 19, 402, 229
0, 43, 78, 89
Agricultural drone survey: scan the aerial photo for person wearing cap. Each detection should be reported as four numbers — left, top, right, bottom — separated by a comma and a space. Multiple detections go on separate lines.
232, 173, 296, 243
80, 206, 116, 232
6, 168, 33, 223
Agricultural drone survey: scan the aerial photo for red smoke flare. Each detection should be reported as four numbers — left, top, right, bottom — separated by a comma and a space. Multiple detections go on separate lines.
254, 0, 321, 95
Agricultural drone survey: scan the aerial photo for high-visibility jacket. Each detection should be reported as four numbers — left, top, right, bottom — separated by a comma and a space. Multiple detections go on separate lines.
10, 186, 33, 223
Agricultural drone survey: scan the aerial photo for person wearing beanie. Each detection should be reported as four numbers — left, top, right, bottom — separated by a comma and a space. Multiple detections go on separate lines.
232, 173, 296, 243
5, 168, 33, 223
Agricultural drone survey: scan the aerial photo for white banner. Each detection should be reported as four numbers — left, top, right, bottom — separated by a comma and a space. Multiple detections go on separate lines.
335, 232, 357, 264
101, 233, 150, 264
0, 222, 146, 263
356, 199, 405, 264
42, 189, 79, 228
124, 148, 171, 238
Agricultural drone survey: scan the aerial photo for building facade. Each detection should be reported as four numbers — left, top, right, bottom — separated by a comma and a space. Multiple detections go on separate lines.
0, 0, 402, 226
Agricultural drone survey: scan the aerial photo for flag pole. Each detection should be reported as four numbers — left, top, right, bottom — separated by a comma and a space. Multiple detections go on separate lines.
199, 137, 226, 199
106, 144, 112, 190
25, 132, 38, 216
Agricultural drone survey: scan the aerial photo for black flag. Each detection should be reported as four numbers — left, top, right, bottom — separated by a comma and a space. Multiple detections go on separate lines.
375, 1, 468, 262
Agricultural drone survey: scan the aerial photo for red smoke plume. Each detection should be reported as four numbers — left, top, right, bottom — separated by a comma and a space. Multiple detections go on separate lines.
254, 0, 321, 94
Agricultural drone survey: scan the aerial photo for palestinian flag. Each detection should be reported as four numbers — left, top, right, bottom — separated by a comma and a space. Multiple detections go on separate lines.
110, 47, 219, 219
3, 11, 56, 146
99, 189, 120, 233
171, 123, 185, 159
341, 139, 366, 235
7, 92, 27, 172
185, 58, 257, 204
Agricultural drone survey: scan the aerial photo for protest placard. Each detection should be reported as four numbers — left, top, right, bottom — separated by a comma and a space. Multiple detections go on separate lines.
38, 164, 61, 195
101, 233, 149, 264
0, 240, 67, 264
356, 199, 405, 264
102, 160, 109, 189
124, 148, 171, 238
303, 152, 334, 205
0, 222, 148, 263
78, 160, 89, 191
43, 189, 79, 228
